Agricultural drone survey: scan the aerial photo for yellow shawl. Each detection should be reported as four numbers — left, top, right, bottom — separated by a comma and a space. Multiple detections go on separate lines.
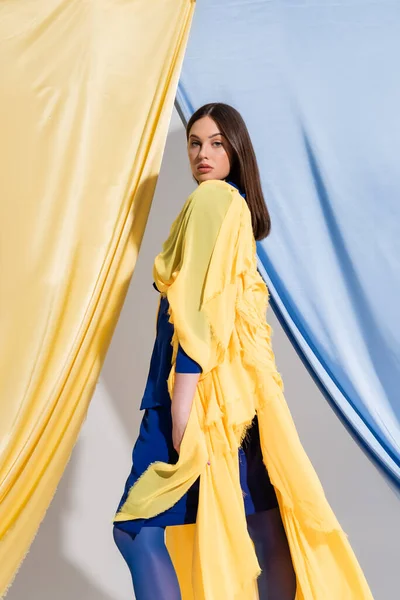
114, 179, 373, 600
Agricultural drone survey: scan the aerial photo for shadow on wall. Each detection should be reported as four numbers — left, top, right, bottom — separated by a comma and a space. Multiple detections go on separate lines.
101, 127, 195, 441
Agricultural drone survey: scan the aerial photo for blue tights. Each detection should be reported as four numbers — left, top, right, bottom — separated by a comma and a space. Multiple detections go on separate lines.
113, 507, 296, 599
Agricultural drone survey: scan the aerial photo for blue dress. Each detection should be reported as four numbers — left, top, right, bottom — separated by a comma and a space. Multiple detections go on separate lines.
113, 182, 278, 535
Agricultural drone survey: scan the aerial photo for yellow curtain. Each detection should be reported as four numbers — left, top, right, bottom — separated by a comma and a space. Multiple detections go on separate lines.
0, 1, 196, 595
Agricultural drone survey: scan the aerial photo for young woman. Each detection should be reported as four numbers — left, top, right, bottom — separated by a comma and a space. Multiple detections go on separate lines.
113, 103, 373, 600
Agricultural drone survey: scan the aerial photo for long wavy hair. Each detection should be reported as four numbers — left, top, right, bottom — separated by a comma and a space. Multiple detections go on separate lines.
186, 102, 271, 240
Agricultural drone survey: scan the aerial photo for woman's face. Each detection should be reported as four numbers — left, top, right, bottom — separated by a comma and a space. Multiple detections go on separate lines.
187, 116, 232, 184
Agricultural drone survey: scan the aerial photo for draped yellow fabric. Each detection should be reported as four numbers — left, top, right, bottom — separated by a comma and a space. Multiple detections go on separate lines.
0, 1, 196, 596
114, 179, 374, 600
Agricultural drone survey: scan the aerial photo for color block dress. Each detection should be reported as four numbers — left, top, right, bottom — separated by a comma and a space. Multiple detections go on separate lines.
113, 182, 278, 535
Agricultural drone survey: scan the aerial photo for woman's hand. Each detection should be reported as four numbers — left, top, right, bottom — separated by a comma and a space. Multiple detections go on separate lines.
171, 371, 200, 455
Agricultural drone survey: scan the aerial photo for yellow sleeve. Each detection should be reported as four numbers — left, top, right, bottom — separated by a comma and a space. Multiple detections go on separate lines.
153, 180, 241, 375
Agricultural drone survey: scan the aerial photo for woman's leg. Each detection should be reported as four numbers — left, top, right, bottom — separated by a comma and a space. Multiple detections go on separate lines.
113, 525, 181, 600
246, 508, 296, 600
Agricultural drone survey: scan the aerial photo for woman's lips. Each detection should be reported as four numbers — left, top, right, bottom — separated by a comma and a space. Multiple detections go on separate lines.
198, 165, 212, 172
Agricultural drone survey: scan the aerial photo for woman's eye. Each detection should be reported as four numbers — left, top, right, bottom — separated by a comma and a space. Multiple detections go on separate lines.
190, 140, 222, 147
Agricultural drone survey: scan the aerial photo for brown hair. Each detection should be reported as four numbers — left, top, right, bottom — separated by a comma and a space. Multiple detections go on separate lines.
185, 102, 271, 240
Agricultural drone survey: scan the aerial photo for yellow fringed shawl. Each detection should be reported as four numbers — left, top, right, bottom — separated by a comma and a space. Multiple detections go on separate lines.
114, 179, 373, 600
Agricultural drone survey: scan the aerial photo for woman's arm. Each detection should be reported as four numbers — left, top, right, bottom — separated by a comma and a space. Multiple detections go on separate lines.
155, 183, 235, 452
171, 371, 200, 454
171, 344, 202, 454
172, 344, 202, 454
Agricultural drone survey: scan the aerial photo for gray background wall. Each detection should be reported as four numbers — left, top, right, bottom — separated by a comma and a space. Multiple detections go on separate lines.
7, 107, 400, 600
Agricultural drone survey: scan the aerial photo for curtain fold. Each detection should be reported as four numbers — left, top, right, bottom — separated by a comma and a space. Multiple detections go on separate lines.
175, 0, 400, 484
0, 1, 196, 594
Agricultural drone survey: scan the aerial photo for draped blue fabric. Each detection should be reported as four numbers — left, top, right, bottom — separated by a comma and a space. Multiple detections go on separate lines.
176, 1, 400, 483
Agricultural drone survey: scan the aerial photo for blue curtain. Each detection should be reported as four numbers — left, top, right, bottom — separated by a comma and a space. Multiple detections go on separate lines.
176, 0, 400, 483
